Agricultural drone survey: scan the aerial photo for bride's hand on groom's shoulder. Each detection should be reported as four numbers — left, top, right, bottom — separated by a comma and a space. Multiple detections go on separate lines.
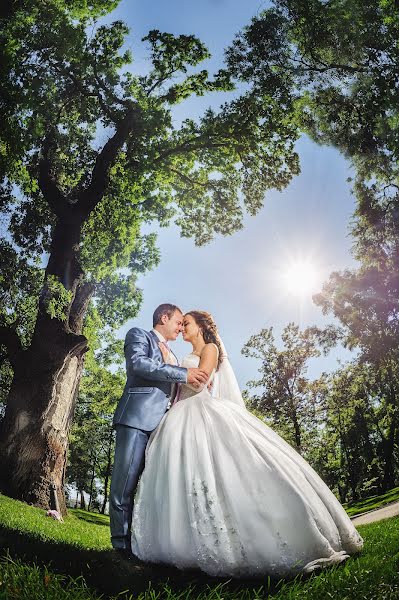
187, 368, 209, 388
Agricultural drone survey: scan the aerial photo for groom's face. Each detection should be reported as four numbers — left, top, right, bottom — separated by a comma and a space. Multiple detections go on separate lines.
163, 310, 184, 341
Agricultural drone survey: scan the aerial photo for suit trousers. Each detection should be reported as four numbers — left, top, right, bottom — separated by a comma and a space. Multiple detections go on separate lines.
109, 425, 151, 550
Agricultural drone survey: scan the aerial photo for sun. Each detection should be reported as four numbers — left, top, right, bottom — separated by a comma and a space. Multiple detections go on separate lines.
282, 259, 321, 297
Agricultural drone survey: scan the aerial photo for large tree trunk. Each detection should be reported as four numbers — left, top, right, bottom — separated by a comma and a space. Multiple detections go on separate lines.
0, 254, 94, 513
0, 326, 87, 514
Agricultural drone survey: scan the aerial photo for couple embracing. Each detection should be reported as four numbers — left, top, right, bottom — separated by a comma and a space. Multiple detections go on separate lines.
110, 303, 363, 577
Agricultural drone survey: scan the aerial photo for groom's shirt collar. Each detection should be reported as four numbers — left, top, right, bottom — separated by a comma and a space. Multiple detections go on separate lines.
152, 328, 166, 343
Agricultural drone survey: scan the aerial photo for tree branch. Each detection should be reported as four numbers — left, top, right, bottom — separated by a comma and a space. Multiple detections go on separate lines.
78, 105, 139, 216
153, 136, 232, 165
168, 167, 216, 190
92, 59, 131, 109
144, 68, 176, 97
291, 53, 369, 75
50, 60, 119, 123
38, 132, 68, 218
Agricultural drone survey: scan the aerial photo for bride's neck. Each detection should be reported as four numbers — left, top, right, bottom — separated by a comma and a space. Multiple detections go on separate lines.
191, 340, 206, 356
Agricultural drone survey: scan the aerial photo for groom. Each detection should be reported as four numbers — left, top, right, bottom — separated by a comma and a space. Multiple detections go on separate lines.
109, 303, 209, 557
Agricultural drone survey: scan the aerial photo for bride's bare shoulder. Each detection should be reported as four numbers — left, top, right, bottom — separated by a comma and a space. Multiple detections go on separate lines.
200, 343, 219, 357
198, 343, 218, 372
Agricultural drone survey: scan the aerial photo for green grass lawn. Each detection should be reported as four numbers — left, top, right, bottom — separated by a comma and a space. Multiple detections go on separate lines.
0, 553, 101, 600
1, 492, 398, 599
0, 494, 111, 550
344, 485, 399, 517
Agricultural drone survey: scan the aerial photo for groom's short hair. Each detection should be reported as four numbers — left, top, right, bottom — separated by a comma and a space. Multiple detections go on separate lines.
153, 303, 182, 327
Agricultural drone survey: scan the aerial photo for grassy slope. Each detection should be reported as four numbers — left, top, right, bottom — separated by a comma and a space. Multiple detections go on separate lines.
1, 493, 399, 599
0, 495, 111, 550
344, 486, 399, 517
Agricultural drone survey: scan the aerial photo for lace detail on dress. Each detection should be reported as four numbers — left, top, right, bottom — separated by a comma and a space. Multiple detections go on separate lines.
188, 477, 248, 576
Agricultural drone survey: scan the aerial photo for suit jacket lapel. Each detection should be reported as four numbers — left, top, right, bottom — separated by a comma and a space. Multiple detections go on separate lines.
149, 330, 162, 357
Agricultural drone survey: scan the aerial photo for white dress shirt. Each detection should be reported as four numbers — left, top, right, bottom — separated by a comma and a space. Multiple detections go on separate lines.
151, 328, 178, 366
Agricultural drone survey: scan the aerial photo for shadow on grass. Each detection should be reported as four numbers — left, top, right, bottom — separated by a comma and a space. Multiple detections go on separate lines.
0, 525, 288, 598
69, 508, 110, 528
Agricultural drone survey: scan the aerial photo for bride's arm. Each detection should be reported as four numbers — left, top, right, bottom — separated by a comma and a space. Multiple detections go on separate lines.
185, 343, 218, 391
199, 343, 218, 374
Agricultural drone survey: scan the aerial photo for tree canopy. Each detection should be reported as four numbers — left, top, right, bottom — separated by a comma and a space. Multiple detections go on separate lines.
0, 0, 301, 362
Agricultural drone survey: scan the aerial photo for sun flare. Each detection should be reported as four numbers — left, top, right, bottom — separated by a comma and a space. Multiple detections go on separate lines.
282, 260, 321, 297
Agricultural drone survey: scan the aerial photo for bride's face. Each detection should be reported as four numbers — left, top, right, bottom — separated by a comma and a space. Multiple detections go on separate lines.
182, 314, 200, 343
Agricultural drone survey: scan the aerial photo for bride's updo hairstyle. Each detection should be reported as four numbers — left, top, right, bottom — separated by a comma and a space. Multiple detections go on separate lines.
185, 310, 223, 370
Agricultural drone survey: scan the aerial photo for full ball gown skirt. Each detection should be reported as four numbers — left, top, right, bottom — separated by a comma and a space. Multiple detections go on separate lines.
131, 354, 363, 577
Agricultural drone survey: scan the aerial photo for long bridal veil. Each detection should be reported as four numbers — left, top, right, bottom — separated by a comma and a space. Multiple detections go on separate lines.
211, 336, 246, 408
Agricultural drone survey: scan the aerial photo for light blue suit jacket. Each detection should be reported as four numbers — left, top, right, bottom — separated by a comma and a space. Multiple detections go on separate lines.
113, 327, 187, 431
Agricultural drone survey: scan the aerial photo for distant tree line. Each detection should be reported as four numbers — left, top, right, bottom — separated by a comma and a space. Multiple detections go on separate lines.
243, 321, 398, 504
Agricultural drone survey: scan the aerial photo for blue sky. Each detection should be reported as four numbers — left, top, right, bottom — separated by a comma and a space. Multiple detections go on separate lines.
106, 0, 358, 388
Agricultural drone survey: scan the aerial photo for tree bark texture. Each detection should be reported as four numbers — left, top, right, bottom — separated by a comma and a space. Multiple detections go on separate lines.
0, 277, 94, 513
0, 344, 85, 513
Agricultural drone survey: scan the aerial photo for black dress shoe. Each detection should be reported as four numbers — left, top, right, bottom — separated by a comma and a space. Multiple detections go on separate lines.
115, 548, 135, 561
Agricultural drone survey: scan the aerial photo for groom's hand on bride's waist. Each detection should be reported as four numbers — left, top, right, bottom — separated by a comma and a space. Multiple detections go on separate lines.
187, 368, 209, 387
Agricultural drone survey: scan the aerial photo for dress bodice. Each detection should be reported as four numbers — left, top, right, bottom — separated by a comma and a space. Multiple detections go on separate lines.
181, 353, 201, 369
178, 353, 215, 402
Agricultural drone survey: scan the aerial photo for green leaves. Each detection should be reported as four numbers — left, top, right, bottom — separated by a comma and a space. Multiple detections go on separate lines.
42, 275, 73, 321
225, 0, 399, 187
231, 4, 399, 492
2, 1, 303, 270
143, 29, 211, 79
67, 336, 124, 509
242, 321, 398, 500
0, 240, 44, 346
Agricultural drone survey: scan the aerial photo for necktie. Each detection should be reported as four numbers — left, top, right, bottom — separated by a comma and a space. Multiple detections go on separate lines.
161, 341, 179, 406
162, 341, 177, 366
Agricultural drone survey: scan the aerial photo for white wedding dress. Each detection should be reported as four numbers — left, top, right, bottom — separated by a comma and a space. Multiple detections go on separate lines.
131, 353, 363, 577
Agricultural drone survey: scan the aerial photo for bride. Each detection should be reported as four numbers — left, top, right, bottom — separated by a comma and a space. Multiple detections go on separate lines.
131, 311, 363, 577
